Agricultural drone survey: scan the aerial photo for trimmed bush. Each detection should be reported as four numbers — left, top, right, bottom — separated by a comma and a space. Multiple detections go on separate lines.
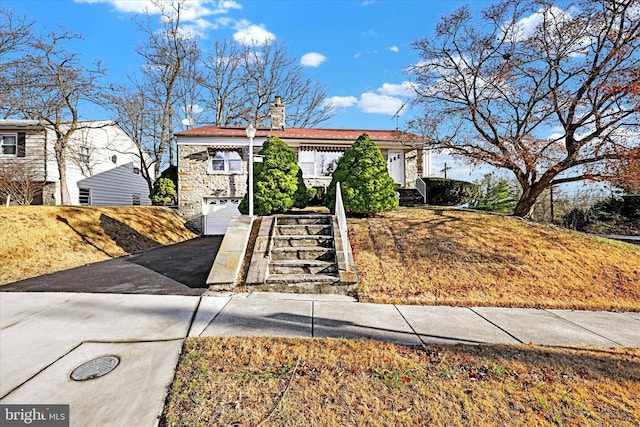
423, 177, 477, 206
150, 177, 176, 205
292, 167, 308, 209
238, 135, 307, 215
327, 133, 398, 215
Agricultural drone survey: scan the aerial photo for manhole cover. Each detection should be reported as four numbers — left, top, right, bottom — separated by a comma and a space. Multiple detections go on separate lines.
71, 356, 120, 381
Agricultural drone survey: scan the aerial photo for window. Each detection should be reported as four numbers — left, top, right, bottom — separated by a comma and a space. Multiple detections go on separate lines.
79, 188, 91, 206
78, 146, 90, 163
1, 133, 17, 156
132, 193, 141, 205
298, 148, 343, 177
209, 150, 243, 173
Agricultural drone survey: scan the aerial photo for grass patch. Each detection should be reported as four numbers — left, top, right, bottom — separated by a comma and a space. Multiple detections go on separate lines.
161, 337, 640, 426
349, 208, 640, 311
0, 206, 197, 285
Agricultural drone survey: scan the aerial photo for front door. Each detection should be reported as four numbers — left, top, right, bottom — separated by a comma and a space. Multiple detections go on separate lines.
387, 150, 404, 186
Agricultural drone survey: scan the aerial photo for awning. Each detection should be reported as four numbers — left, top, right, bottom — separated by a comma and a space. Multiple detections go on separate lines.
299, 145, 349, 152
207, 145, 243, 152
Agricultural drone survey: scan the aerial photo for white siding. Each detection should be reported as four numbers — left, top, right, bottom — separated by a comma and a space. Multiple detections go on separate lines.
77, 163, 151, 206
0, 125, 47, 181
40, 122, 154, 205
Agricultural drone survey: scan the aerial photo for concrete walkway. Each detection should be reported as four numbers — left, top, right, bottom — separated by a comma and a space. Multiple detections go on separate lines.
1, 292, 639, 426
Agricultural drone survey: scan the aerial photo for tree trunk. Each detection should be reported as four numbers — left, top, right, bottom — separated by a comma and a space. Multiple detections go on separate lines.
55, 147, 71, 205
513, 183, 548, 217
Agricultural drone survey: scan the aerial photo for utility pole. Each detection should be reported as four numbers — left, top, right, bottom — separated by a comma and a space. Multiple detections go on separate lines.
550, 184, 555, 223
441, 163, 451, 179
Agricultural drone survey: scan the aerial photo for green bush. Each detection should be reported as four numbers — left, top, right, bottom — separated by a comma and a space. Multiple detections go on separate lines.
423, 177, 477, 206
470, 174, 520, 213
150, 177, 176, 205
592, 196, 625, 219
159, 165, 178, 186
292, 167, 308, 209
562, 208, 596, 231
327, 133, 398, 215
238, 135, 307, 215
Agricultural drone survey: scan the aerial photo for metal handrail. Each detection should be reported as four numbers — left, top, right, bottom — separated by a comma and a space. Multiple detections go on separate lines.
334, 182, 351, 272
416, 177, 427, 204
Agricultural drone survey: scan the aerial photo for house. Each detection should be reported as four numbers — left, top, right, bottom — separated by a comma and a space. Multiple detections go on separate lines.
175, 123, 429, 235
0, 120, 153, 206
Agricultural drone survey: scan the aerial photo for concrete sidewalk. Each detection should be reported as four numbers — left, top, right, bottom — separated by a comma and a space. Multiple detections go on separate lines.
1, 292, 639, 427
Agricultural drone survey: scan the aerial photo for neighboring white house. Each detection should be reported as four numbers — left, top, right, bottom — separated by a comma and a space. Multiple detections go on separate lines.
0, 119, 153, 206
175, 125, 429, 235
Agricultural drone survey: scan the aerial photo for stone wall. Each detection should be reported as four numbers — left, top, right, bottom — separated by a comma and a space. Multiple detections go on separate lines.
177, 145, 248, 233
405, 149, 419, 188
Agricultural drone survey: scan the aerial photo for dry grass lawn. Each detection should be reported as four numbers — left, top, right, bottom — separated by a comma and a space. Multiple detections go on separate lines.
349, 208, 640, 311
161, 337, 640, 427
0, 206, 197, 285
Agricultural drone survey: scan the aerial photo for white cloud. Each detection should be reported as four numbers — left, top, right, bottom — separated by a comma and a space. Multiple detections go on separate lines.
358, 92, 405, 115
76, 0, 241, 16
185, 103, 204, 115
389, 45, 399, 53
75, 0, 241, 38
509, 6, 571, 41
324, 81, 413, 116
322, 96, 358, 112
378, 81, 416, 97
233, 19, 275, 45
75, 0, 156, 13
300, 52, 326, 67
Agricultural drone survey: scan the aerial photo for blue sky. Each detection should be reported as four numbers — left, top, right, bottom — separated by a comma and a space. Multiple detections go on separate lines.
3, 0, 620, 192
3, 0, 488, 132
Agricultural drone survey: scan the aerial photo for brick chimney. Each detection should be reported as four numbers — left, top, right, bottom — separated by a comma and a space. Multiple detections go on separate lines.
270, 96, 285, 130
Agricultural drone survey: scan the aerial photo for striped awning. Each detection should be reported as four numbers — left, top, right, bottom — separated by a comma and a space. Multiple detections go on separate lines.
207, 145, 243, 152
299, 145, 349, 152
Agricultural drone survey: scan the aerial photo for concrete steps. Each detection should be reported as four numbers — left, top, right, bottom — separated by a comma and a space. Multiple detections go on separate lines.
266, 215, 340, 289
397, 188, 424, 207
270, 259, 338, 275
245, 213, 357, 294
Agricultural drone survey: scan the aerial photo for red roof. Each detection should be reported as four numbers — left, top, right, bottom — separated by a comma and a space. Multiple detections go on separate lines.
175, 126, 422, 142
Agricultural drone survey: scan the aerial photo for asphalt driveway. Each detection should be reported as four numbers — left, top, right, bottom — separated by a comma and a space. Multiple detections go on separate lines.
0, 236, 222, 295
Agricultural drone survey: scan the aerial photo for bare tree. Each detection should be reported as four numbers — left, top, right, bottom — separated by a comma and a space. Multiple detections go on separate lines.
4, 29, 105, 204
0, 8, 34, 118
103, 85, 158, 193
201, 39, 335, 127
0, 160, 43, 205
174, 44, 204, 130
408, 0, 640, 217
134, 0, 198, 175
201, 39, 251, 126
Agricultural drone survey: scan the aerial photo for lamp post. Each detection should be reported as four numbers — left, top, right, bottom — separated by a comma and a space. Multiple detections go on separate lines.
245, 123, 257, 217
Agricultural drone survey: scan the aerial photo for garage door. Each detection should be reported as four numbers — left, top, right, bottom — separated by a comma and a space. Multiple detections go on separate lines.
204, 198, 241, 235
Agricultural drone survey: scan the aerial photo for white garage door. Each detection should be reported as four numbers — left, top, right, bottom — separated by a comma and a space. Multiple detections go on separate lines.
204, 198, 241, 235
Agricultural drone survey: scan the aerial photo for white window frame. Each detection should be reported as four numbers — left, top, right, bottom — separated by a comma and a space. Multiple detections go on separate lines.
208, 150, 243, 174
78, 145, 90, 164
79, 188, 91, 206
298, 148, 343, 178
0, 133, 18, 157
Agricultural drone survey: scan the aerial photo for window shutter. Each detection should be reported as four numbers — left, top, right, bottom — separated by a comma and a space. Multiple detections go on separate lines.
17, 133, 26, 157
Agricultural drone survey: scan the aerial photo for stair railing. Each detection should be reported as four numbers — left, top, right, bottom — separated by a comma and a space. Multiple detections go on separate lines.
415, 177, 427, 204
334, 182, 351, 272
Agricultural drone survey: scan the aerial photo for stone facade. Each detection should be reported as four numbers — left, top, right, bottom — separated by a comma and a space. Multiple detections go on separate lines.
405, 149, 419, 188
177, 144, 248, 232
